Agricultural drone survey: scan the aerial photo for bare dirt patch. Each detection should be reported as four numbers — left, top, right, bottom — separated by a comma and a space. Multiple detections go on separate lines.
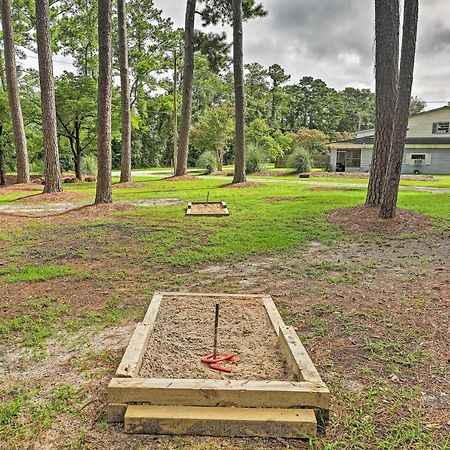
0, 182, 43, 195
220, 181, 260, 188
0, 278, 114, 321
139, 295, 289, 381
308, 186, 363, 192
133, 198, 182, 207
328, 205, 431, 235
163, 175, 198, 181
261, 196, 305, 203
15, 191, 91, 203
113, 181, 148, 188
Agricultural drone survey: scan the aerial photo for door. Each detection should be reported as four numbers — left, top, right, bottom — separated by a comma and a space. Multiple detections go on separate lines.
336, 151, 346, 172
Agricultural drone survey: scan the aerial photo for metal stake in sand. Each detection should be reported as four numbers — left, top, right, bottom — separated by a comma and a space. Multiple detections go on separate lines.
206, 191, 210, 205
213, 303, 219, 359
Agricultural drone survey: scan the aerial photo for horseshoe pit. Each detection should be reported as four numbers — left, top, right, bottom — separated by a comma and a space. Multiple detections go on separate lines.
108, 292, 330, 438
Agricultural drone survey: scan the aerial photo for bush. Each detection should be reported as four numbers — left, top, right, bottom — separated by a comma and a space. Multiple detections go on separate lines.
81, 155, 97, 175
196, 151, 218, 174
29, 160, 44, 175
287, 148, 312, 173
245, 144, 269, 174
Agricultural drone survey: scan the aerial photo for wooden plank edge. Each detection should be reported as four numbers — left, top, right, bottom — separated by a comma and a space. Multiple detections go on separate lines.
124, 405, 317, 438
279, 325, 325, 386
115, 323, 153, 378
160, 292, 267, 299
142, 292, 163, 325
108, 377, 330, 410
262, 295, 285, 337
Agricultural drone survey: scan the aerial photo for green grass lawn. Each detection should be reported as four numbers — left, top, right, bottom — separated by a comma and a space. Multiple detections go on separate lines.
1, 177, 449, 449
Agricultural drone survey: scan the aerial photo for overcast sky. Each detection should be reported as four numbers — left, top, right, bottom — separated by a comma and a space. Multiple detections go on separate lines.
153, 0, 450, 107
21, 0, 450, 108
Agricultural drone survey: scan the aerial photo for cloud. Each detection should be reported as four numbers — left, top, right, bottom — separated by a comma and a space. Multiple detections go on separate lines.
151, 0, 450, 103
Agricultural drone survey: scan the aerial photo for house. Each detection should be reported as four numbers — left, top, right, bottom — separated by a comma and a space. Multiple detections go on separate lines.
329, 104, 450, 174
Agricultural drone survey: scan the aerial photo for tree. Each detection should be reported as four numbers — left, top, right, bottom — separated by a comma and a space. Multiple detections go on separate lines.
55, 74, 97, 180
175, 0, 196, 176
35, 0, 62, 193
268, 63, 290, 125
1, 0, 30, 183
56, 0, 98, 78
118, 0, 132, 183
190, 105, 233, 171
379, 0, 419, 219
95, 0, 113, 204
232, 0, 246, 183
366, 0, 400, 206
409, 96, 426, 115
244, 62, 269, 121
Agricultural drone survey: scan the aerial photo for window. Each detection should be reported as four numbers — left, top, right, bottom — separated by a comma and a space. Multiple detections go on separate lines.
432, 122, 450, 134
407, 153, 431, 165
345, 149, 361, 168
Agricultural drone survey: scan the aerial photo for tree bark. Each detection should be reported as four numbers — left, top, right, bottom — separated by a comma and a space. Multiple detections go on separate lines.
118, 0, 132, 183
1, 0, 30, 184
232, 0, 247, 184
35, 0, 62, 193
366, 0, 399, 206
74, 122, 83, 180
172, 49, 178, 172
379, 0, 419, 219
95, 0, 113, 204
175, 0, 196, 177
0, 125, 5, 186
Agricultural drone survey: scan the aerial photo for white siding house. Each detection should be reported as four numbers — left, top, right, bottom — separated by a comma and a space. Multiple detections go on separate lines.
329, 105, 450, 174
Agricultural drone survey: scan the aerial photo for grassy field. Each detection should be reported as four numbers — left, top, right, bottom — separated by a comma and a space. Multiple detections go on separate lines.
0, 177, 449, 449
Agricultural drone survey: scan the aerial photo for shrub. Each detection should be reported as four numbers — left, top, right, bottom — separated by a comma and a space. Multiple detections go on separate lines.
29, 160, 44, 175
287, 148, 312, 173
245, 144, 269, 174
196, 151, 218, 174
81, 155, 97, 175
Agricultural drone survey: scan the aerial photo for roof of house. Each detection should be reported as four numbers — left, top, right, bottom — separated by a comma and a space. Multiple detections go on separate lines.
410, 104, 450, 117
330, 136, 450, 146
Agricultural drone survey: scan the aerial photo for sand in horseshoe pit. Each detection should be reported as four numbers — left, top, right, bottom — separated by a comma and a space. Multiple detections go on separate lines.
139, 296, 290, 381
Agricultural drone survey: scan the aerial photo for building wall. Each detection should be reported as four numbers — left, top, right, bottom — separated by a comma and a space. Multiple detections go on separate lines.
329, 147, 450, 174
330, 148, 337, 170
402, 148, 450, 174
408, 108, 450, 137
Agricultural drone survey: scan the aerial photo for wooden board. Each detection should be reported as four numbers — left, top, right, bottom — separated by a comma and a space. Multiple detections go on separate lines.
124, 405, 317, 438
108, 377, 330, 410
186, 201, 230, 216
109, 292, 330, 437
115, 293, 162, 377
279, 325, 325, 385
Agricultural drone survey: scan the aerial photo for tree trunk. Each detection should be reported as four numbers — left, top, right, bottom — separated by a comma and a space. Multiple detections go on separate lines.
36, 0, 62, 193
1, 0, 30, 184
379, 0, 419, 219
74, 124, 83, 181
0, 125, 5, 186
366, 0, 399, 206
95, 0, 113, 204
232, 0, 247, 184
175, 0, 196, 177
0, 50, 6, 90
118, 0, 132, 183
172, 49, 178, 173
